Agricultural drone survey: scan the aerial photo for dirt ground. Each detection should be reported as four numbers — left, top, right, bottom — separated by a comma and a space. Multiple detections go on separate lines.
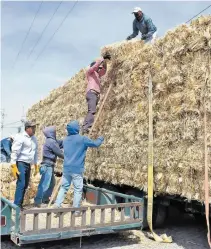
1, 208, 209, 249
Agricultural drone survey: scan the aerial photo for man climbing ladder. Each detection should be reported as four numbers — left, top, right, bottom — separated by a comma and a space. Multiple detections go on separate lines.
82, 52, 111, 134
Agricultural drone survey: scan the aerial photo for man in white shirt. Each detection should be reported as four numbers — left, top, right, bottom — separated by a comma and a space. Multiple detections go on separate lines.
10, 121, 39, 209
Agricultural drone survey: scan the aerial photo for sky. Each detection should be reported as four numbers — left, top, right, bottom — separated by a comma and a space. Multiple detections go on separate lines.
1, 0, 211, 137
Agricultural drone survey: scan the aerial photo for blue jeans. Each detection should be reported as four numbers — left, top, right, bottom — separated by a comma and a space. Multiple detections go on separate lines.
55, 173, 83, 208
14, 161, 31, 207
34, 164, 55, 205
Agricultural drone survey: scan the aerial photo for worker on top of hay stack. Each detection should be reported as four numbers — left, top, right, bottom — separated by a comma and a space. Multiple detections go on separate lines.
54, 120, 104, 214
126, 7, 157, 43
34, 126, 64, 208
0, 135, 14, 162
10, 121, 39, 209
82, 52, 111, 134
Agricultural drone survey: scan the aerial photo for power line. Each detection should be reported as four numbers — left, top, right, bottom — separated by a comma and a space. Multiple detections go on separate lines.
31, 0, 78, 68
27, 1, 63, 60
3, 120, 21, 126
186, 4, 211, 23
12, 1, 44, 68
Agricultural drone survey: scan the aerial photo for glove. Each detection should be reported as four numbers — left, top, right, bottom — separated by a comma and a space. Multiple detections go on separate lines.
103, 52, 111, 60
126, 35, 132, 41
34, 164, 40, 176
11, 164, 20, 179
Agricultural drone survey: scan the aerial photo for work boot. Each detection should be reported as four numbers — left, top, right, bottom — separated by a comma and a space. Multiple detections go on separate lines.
34, 203, 48, 208
43, 200, 54, 205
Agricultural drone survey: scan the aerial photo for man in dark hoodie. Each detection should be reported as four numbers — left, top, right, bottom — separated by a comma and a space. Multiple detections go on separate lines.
54, 120, 104, 210
34, 126, 64, 207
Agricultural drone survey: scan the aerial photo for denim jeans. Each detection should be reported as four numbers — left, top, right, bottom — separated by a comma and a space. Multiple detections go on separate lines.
14, 161, 31, 207
34, 164, 55, 205
83, 90, 99, 132
55, 173, 83, 208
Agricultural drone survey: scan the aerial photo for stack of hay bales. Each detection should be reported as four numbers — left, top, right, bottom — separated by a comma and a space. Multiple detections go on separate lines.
27, 16, 211, 203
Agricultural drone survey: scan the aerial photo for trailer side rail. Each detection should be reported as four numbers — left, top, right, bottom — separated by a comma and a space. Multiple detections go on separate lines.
19, 202, 142, 235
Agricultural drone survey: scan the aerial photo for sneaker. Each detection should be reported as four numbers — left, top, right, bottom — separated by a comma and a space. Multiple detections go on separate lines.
52, 204, 60, 218
52, 204, 59, 209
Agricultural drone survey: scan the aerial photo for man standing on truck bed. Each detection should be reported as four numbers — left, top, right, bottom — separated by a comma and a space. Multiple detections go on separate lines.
54, 120, 104, 213
34, 126, 64, 208
82, 52, 111, 134
10, 121, 39, 209
126, 7, 157, 43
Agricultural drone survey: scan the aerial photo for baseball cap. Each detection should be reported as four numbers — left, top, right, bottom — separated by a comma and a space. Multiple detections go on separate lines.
25, 120, 37, 128
132, 7, 142, 13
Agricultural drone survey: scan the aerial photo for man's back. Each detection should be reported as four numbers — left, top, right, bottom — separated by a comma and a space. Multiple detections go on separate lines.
63, 121, 104, 174
63, 134, 87, 173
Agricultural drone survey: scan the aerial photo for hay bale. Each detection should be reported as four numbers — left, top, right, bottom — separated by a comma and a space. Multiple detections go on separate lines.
27, 16, 211, 203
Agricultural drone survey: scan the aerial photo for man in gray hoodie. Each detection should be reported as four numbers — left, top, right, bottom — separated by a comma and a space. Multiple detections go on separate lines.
34, 126, 64, 207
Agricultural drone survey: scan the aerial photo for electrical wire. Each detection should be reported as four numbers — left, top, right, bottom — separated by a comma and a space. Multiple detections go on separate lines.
27, 1, 63, 59
12, 1, 44, 68
31, 0, 78, 68
3, 120, 21, 126
186, 4, 211, 23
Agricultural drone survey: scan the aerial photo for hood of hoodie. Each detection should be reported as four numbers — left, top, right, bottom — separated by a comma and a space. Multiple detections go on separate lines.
67, 121, 80, 135
43, 126, 56, 140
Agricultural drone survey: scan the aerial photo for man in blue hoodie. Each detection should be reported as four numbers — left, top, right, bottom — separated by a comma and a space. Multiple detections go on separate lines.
34, 126, 64, 207
54, 120, 104, 210
126, 7, 157, 43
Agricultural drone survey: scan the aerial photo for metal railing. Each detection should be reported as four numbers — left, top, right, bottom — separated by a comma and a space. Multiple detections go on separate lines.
20, 202, 142, 235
